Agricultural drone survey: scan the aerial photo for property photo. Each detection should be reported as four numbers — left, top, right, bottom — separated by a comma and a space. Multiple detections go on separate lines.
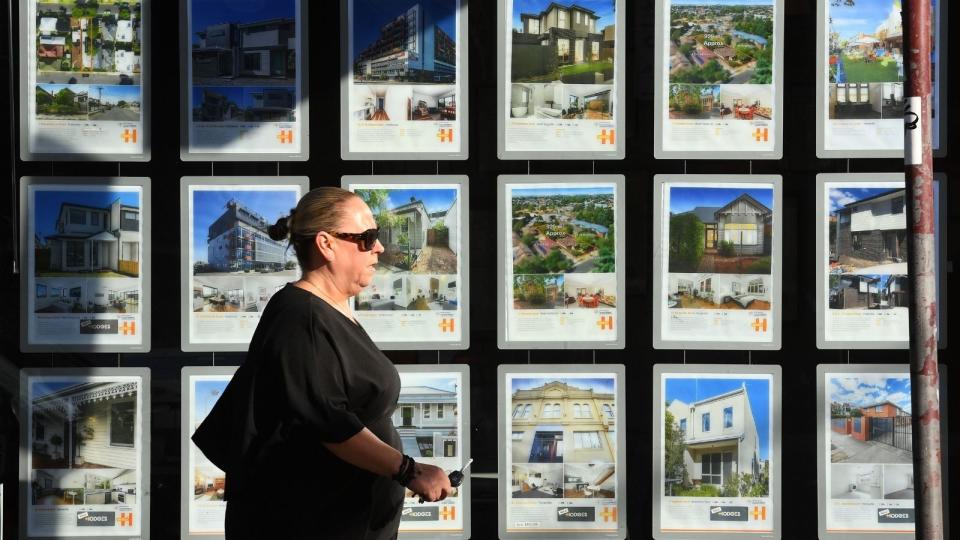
31, 468, 137, 506
827, 82, 904, 120
511, 463, 563, 498
192, 86, 297, 122
355, 187, 460, 274
669, 1, 773, 85
353, 0, 457, 84
511, 186, 615, 274
36, 84, 141, 121
193, 465, 226, 501
192, 378, 228, 501
562, 463, 616, 498
662, 377, 771, 497
356, 274, 409, 311
829, 273, 907, 310
716, 84, 773, 120
34, 278, 85, 313
667, 273, 771, 310
192, 277, 244, 313
31, 379, 139, 470
406, 274, 458, 310
668, 186, 773, 274
828, 375, 912, 464
34, 189, 141, 278
830, 463, 883, 500
510, 83, 613, 120
35, 0, 143, 85
192, 190, 299, 276
350, 85, 457, 121
667, 84, 720, 119
393, 374, 459, 459
86, 278, 140, 313
191, 0, 297, 87
511, 0, 615, 84
562, 272, 616, 309
828, 186, 907, 275
513, 274, 564, 309
510, 377, 616, 464
882, 464, 914, 499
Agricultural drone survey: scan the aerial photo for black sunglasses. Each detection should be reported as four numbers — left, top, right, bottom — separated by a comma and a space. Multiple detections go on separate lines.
329, 228, 380, 251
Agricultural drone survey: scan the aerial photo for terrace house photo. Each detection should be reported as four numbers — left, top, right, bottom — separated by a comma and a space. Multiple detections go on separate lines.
392, 384, 458, 458
42, 198, 140, 276
376, 195, 458, 274
834, 189, 906, 267
513, 2, 608, 83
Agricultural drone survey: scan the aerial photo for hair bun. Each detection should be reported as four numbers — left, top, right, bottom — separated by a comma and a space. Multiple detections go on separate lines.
268, 214, 291, 241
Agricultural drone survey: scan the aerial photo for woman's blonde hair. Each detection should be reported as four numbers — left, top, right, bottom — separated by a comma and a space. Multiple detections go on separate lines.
268, 187, 359, 268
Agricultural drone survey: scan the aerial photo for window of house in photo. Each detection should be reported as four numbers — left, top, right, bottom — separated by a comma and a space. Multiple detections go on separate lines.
69, 208, 85, 225
558, 9, 568, 29
110, 400, 136, 447
575, 10, 580, 24
702, 412, 711, 432
512, 431, 524, 441
852, 232, 863, 251
574, 431, 602, 450
602, 404, 614, 418
423, 404, 431, 419
840, 212, 850, 224
122, 242, 139, 261
891, 196, 904, 214
591, 41, 599, 61
91, 212, 100, 227
243, 53, 261, 71
66, 241, 85, 267
679, 418, 687, 435
573, 403, 582, 418
558, 38, 570, 62
523, 404, 533, 418
724, 406, 733, 428
513, 405, 523, 418
748, 279, 765, 294
437, 403, 444, 419
876, 405, 883, 412
530, 19, 540, 34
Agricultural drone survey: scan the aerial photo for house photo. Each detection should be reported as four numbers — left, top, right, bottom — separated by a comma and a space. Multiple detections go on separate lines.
34, 278, 85, 314
31, 468, 137, 506
511, 0, 614, 84
663, 377, 770, 497
510, 82, 613, 120
562, 462, 615, 498
828, 273, 908, 311
192, 87, 297, 122
667, 273, 771, 310
511, 463, 563, 498
668, 186, 773, 274
35, 84, 142, 122
828, 375, 912, 464
406, 274, 458, 310
668, 84, 722, 119
562, 272, 616, 309
513, 274, 564, 309
829, 187, 907, 274
393, 375, 459, 459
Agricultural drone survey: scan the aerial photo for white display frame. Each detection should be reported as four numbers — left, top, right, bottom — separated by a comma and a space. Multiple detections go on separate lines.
340, 0, 469, 160
341, 175, 470, 350
19, 177, 152, 353
652, 174, 783, 350
178, 0, 309, 161
814, 173, 948, 349
18, 367, 151, 540
496, 175, 626, 349
651, 363, 782, 540
653, 0, 785, 159
815, 0, 947, 158
18, 0, 151, 161
496, 0, 626, 160
179, 176, 309, 352
395, 364, 472, 539
497, 363, 627, 540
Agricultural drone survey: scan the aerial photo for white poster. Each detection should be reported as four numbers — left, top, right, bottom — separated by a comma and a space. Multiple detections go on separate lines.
499, 0, 624, 159
655, 0, 782, 158
183, 0, 307, 159
500, 178, 624, 348
185, 373, 233, 537
24, 181, 147, 351
343, 0, 467, 159
21, 0, 148, 159
23, 373, 146, 538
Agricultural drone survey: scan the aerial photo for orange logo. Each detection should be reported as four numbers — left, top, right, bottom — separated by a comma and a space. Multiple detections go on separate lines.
437, 128, 454, 143
121, 128, 137, 143
596, 315, 614, 330
121, 321, 136, 336
118, 512, 134, 527
752, 506, 767, 521
600, 507, 617, 522
753, 127, 768, 142
597, 129, 615, 144
440, 506, 456, 520
752, 318, 768, 333
277, 130, 294, 144
439, 319, 455, 333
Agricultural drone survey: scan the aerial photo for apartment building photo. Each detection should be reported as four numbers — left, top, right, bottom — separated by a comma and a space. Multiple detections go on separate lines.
205, 199, 289, 273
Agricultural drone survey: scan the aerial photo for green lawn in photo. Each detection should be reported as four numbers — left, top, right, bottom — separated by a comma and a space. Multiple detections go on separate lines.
557, 61, 612, 77
840, 54, 899, 83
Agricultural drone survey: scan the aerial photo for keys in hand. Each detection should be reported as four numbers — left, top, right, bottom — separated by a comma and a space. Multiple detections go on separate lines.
418, 459, 473, 503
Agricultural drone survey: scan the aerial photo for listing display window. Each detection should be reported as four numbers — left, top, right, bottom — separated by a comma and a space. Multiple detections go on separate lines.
500, 366, 625, 538
183, 0, 307, 159
817, 0, 944, 157
22, 180, 148, 352
20, 0, 149, 159
654, 176, 782, 349
21, 371, 147, 539
343, 177, 469, 349
499, 0, 625, 159
342, 0, 467, 159
654, 367, 779, 537
499, 176, 625, 349
182, 178, 307, 351
654, 0, 783, 158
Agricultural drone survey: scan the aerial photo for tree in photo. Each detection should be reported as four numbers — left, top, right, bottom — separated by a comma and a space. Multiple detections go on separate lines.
668, 213, 705, 273
664, 409, 690, 496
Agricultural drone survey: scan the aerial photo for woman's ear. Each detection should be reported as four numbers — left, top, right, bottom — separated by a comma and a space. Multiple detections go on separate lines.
313, 232, 336, 262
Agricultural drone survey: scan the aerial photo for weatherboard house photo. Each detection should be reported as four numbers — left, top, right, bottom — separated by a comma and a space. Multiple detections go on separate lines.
391, 383, 459, 458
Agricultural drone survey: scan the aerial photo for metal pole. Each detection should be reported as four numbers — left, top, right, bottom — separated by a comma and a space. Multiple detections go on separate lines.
902, 1, 942, 539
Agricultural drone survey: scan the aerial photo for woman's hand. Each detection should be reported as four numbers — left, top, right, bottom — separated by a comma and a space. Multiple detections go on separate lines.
406, 462, 452, 502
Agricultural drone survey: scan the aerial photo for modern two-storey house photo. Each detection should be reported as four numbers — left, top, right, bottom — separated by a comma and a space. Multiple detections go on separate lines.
830, 187, 907, 274
192, 15, 297, 85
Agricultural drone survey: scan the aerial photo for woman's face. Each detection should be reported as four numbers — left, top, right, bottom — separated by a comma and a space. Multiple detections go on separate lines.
329, 196, 384, 295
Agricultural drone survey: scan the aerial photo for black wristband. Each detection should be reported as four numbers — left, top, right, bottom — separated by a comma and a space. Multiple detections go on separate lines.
393, 454, 417, 486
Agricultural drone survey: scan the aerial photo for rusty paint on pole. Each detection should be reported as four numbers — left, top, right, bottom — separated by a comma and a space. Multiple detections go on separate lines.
902, 0, 943, 539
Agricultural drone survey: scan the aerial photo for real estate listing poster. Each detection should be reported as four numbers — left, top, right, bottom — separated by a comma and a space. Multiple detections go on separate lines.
497, 364, 627, 539
652, 175, 782, 350
652, 364, 782, 539
19, 368, 151, 539
816, 0, 946, 158
816, 364, 949, 539
653, 0, 784, 159
342, 176, 469, 349
19, 0, 150, 160
341, 0, 468, 160
815, 173, 946, 349
497, 176, 625, 349
497, 0, 625, 159
180, 177, 308, 352
180, 0, 308, 160
20, 177, 151, 353
395, 365, 471, 539
180, 367, 237, 539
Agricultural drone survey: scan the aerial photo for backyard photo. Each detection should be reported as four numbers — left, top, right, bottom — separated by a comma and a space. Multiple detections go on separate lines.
667, 186, 773, 274
36, 84, 141, 121
669, 1, 773, 85
356, 274, 458, 311
828, 375, 913, 465
511, 0, 615, 84
31, 468, 137, 506
668, 83, 772, 120
353, 0, 457, 84
510, 83, 612, 119
192, 378, 228, 502
513, 274, 564, 309
662, 376, 771, 497
512, 186, 616, 274
356, 187, 460, 274
826, 0, 923, 84
667, 273, 771, 310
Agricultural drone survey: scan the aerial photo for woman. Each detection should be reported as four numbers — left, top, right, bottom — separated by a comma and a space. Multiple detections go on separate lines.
192, 187, 452, 539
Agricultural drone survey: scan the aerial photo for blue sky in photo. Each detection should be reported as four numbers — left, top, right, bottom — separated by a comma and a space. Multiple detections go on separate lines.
401, 375, 459, 393
513, 186, 614, 197
829, 375, 911, 413
37, 84, 140, 104
674, 0, 772, 5
32, 381, 84, 400
192, 189, 298, 264
354, 0, 457, 56
669, 187, 773, 214
192, 86, 244, 106
512, 0, 615, 31
830, 0, 899, 40
364, 188, 457, 214
194, 379, 230, 420
192, 0, 296, 44
511, 377, 615, 394
665, 377, 771, 460
35, 190, 140, 241
828, 186, 900, 213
